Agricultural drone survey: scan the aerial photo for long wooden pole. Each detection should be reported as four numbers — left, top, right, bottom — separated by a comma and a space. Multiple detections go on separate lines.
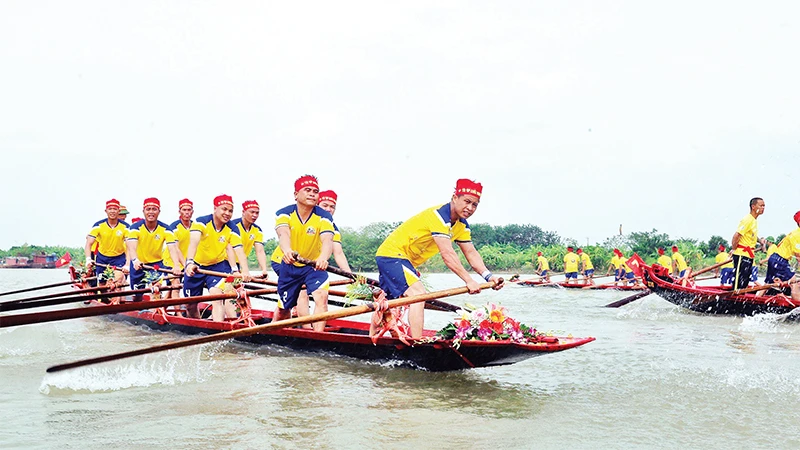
0, 277, 97, 297
0, 286, 183, 312
46, 280, 498, 373
1, 288, 276, 329
0, 285, 114, 305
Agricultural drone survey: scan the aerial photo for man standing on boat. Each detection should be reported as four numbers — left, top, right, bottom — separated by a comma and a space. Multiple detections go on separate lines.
375, 178, 504, 338
563, 247, 580, 284
577, 248, 594, 285
273, 175, 335, 332
656, 248, 672, 274
184, 194, 252, 322
535, 251, 550, 281
162, 199, 194, 304
763, 212, 800, 301
672, 246, 689, 278
231, 200, 269, 277
606, 249, 623, 284
715, 245, 734, 285
731, 197, 765, 289
84, 199, 130, 289
127, 198, 182, 302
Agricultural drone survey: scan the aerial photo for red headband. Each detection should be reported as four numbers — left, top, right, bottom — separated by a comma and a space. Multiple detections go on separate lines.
454, 178, 483, 198
179, 198, 193, 209
794, 211, 800, 224
295, 175, 319, 192
318, 190, 338, 205
719, 245, 726, 251
242, 200, 260, 211
658, 248, 665, 255
214, 194, 233, 208
537, 252, 542, 256
672, 246, 678, 252
131, 217, 143, 223
106, 198, 120, 209
143, 197, 160, 209
577, 248, 583, 254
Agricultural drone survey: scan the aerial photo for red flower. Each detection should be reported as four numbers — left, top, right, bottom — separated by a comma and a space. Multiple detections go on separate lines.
479, 319, 492, 330
491, 322, 504, 333
153, 264, 160, 271
225, 276, 235, 283
458, 319, 471, 328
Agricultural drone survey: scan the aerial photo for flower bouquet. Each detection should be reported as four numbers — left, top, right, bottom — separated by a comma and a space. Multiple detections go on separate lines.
436, 302, 549, 345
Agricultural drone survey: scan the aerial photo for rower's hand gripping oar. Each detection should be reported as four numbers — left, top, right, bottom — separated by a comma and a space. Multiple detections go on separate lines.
45, 280, 500, 373
291, 253, 465, 313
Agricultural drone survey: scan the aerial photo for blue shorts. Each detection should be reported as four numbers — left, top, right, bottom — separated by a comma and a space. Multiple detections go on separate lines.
750, 266, 759, 282
183, 261, 233, 297
678, 269, 687, 278
765, 253, 795, 284
130, 260, 164, 290
584, 269, 594, 277
720, 268, 734, 285
276, 263, 329, 310
614, 269, 622, 281
540, 270, 548, 277
565, 272, 578, 279
95, 253, 127, 281
376, 256, 421, 299
625, 271, 635, 283
271, 261, 282, 278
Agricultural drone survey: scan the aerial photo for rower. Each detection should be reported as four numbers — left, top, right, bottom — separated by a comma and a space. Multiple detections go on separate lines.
184, 194, 252, 322
656, 248, 672, 275
84, 199, 130, 295
563, 247, 580, 284
374, 178, 504, 338
715, 245, 734, 285
273, 175, 335, 332
605, 249, 623, 284
763, 211, 800, 301
126, 198, 182, 301
118, 205, 130, 223
231, 200, 269, 277
162, 199, 194, 305
618, 250, 639, 286
317, 190, 352, 273
731, 197, 765, 289
577, 248, 594, 285
671, 246, 689, 278
535, 251, 550, 281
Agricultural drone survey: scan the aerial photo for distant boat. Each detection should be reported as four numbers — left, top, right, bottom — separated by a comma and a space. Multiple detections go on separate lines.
0, 252, 70, 269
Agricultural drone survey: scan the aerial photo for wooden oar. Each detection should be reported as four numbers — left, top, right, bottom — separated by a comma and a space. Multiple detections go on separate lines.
246, 278, 354, 287
292, 254, 464, 313
678, 259, 732, 282
1, 288, 276, 329
604, 290, 651, 308
0, 284, 114, 305
0, 286, 183, 312
0, 277, 98, 297
719, 282, 786, 297
46, 280, 499, 373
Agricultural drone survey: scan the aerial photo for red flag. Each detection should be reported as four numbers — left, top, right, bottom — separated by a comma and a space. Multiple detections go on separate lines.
626, 253, 646, 278
55, 252, 72, 268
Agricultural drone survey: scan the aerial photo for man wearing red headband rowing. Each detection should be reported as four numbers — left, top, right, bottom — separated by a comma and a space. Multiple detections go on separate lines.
535, 251, 550, 281
273, 175, 336, 332
184, 194, 252, 322
715, 245, 734, 285
731, 197, 765, 289
374, 179, 504, 338
671, 246, 689, 278
231, 200, 269, 277
84, 199, 130, 289
605, 249, 623, 284
763, 211, 800, 301
656, 248, 672, 275
162, 199, 195, 301
126, 198, 183, 301
317, 190, 352, 273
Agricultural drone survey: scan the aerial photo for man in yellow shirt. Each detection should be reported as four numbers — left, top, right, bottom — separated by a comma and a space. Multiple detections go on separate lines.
606, 249, 623, 284
715, 245, 735, 285
84, 199, 130, 288
535, 251, 550, 281
563, 247, 580, 284
764, 211, 800, 301
375, 178, 504, 338
672, 246, 689, 278
656, 248, 672, 275
232, 200, 269, 276
126, 198, 182, 301
577, 248, 594, 285
731, 197, 765, 289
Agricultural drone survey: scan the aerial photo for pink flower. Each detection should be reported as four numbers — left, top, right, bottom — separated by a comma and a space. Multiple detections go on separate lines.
477, 327, 492, 340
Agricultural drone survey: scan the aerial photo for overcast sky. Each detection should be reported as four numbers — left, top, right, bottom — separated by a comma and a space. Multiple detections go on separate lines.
1, 1, 798, 251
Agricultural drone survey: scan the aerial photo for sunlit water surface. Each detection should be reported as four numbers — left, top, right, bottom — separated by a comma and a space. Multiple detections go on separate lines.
2, 270, 799, 449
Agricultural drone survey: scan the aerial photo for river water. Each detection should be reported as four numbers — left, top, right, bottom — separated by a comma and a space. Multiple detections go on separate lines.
1, 269, 799, 449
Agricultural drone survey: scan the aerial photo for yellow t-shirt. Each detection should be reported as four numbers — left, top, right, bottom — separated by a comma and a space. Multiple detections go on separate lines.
563, 252, 579, 272
232, 218, 264, 264
610, 255, 622, 269
776, 228, 800, 260
162, 220, 192, 268
88, 219, 129, 257
673, 252, 688, 271
733, 214, 758, 257
376, 204, 471, 268
273, 205, 335, 266
536, 255, 549, 271
715, 251, 733, 269
619, 255, 632, 272
580, 253, 593, 270
190, 214, 243, 266
127, 221, 175, 264
657, 255, 672, 269
766, 243, 778, 258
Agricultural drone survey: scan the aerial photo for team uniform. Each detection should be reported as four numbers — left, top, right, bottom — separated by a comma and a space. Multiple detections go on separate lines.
619, 254, 636, 283
765, 229, 800, 284
376, 203, 471, 299
733, 214, 758, 289
536, 255, 550, 277
716, 251, 734, 285
183, 214, 243, 297
88, 219, 130, 279
274, 205, 335, 309
162, 220, 193, 270
231, 218, 264, 270
672, 251, 688, 278
127, 220, 175, 289
609, 255, 623, 281
580, 253, 594, 277
657, 255, 673, 273
563, 252, 579, 280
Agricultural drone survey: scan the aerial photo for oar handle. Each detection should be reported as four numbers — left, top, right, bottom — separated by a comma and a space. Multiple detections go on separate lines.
0, 286, 184, 313
46, 280, 499, 373
294, 254, 380, 286
684, 259, 732, 280
0, 277, 99, 297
